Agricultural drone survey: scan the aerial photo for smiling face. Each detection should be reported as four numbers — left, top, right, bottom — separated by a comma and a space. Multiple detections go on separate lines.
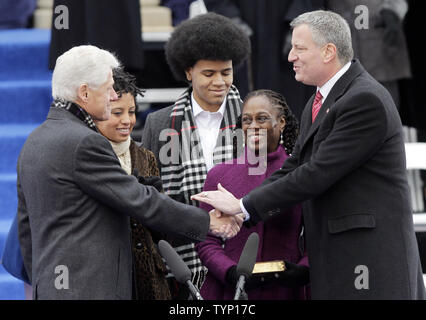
95, 92, 136, 143
288, 24, 328, 87
185, 60, 233, 112
242, 95, 286, 154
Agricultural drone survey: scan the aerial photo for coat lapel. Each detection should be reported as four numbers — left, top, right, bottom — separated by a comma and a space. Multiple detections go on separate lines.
300, 60, 365, 151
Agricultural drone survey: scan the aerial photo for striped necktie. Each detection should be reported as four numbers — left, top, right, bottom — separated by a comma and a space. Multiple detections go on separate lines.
312, 90, 323, 123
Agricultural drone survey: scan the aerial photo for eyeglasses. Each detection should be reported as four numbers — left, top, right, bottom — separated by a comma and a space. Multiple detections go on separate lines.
241, 115, 272, 126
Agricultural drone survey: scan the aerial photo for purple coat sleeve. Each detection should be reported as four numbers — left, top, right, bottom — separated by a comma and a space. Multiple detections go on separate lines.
195, 170, 237, 285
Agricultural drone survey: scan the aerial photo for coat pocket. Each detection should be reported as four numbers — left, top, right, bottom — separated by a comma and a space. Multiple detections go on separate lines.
328, 213, 376, 234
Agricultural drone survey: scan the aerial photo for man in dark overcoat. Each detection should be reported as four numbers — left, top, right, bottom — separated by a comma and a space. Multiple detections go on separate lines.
193, 10, 426, 299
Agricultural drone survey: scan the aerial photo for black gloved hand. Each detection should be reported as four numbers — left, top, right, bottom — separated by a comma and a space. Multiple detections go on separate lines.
276, 261, 310, 287
379, 9, 401, 47
225, 265, 239, 285
132, 169, 163, 192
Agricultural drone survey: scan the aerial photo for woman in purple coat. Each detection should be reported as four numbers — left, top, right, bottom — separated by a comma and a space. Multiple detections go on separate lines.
195, 89, 309, 300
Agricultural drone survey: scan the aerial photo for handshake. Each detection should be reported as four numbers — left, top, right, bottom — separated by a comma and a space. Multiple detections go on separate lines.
208, 209, 245, 240
134, 172, 243, 240
134, 172, 244, 240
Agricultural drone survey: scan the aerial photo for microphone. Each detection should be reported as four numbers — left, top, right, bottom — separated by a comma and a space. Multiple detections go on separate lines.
234, 232, 259, 300
158, 240, 203, 300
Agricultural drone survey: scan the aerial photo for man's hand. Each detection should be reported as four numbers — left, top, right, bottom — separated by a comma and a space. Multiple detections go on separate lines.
192, 183, 241, 215
208, 209, 244, 239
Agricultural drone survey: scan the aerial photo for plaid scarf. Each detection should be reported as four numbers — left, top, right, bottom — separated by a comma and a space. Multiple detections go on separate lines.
51, 99, 98, 132
160, 85, 242, 289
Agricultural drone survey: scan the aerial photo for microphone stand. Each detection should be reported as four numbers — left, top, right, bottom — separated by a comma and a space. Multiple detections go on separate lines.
186, 280, 204, 300
234, 275, 249, 300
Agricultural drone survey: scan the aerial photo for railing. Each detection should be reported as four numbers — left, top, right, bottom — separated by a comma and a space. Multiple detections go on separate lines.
405, 143, 426, 232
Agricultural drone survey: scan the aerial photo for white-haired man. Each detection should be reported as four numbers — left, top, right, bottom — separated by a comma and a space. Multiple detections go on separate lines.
17, 45, 241, 300
193, 10, 426, 299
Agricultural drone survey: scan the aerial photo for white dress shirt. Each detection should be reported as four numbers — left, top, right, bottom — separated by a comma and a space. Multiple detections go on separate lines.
191, 93, 227, 172
239, 61, 352, 219
316, 61, 351, 103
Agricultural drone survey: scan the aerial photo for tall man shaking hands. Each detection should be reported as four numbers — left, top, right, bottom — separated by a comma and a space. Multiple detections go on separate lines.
193, 10, 426, 300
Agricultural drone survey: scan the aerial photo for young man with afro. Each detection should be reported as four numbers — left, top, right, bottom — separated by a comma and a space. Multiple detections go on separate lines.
141, 12, 250, 299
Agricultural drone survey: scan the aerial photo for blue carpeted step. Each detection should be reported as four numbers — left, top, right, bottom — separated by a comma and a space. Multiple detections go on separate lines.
0, 80, 51, 124
0, 218, 13, 259
0, 205, 25, 301
0, 267, 25, 300
0, 29, 52, 81
0, 124, 39, 173
0, 28, 50, 300
0, 174, 17, 221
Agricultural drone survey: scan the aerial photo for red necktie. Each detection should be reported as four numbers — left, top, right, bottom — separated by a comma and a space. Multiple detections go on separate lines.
312, 90, 323, 123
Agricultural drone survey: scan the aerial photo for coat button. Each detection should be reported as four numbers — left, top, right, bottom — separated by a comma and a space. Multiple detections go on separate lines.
135, 242, 143, 249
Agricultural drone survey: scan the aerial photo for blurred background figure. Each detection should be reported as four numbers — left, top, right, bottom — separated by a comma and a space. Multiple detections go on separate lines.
196, 89, 310, 300
48, 0, 144, 85
161, 0, 194, 26
399, 0, 426, 131
326, 0, 411, 110
0, 0, 37, 29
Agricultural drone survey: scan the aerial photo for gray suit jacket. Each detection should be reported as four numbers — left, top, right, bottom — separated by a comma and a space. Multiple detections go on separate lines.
17, 107, 210, 300
141, 105, 174, 171
243, 60, 425, 299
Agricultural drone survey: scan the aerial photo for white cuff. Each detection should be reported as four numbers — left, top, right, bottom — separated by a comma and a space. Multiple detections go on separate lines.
240, 199, 250, 221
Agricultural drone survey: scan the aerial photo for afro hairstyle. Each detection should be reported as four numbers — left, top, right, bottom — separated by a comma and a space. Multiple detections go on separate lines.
165, 12, 251, 82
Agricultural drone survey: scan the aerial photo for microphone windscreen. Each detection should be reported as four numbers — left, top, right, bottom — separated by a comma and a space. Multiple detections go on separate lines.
158, 240, 192, 283
236, 232, 259, 278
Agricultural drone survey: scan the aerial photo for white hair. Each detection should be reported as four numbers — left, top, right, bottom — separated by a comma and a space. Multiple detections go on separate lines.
290, 10, 354, 65
52, 45, 120, 101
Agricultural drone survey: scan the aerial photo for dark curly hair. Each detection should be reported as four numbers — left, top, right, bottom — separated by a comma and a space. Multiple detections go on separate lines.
165, 12, 251, 82
233, 89, 299, 158
112, 67, 145, 111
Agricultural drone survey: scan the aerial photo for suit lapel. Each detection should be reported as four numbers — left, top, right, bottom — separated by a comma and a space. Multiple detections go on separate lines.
300, 60, 365, 151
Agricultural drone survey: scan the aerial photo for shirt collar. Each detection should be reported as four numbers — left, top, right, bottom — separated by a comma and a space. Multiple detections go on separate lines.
191, 92, 227, 118
317, 61, 351, 101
